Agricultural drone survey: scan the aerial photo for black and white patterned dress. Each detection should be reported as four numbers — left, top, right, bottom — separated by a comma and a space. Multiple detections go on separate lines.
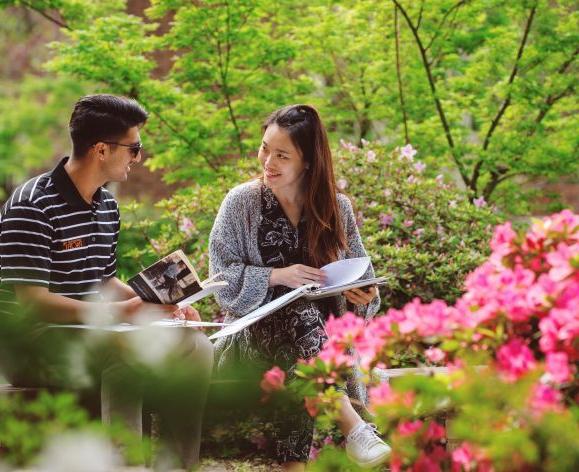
239, 185, 335, 462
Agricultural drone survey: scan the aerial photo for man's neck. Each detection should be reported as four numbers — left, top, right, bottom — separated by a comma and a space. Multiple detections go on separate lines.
64, 156, 105, 204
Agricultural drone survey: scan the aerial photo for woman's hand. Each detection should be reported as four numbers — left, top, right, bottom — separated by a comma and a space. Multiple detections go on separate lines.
270, 264, 326, 288
343, 286, 378, 306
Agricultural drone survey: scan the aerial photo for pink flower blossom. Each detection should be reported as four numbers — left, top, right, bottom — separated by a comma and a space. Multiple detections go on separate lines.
380, 213, 394, 228
452, 443, 478, 471
179, 217, 195, 237
425, 347, 446, 363
397, 419, 423, 437
260, 366, 286, 393
367, 150, 377, 163
490, 222, 517, 255
545, 351, 572, 384
546, 242, 579, 281
473, 196, 487, 208
414, 451, 443, 472
448, 200, 457, 209
435, 174, 444, 185
400, 144, 417, 160
425, 421, 446, 441
361, 138, 370, 147
413, 161, 426, 173
337, 178, 348, 190
403, 219, 414, 227
413, 228, 425, 237
407, 175, 418, 184
496, 338, 536, 382
384, 188, 393, 197
529, 383, 563, 416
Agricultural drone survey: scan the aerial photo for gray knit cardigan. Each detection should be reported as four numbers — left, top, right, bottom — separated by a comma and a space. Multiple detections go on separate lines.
208, 179, 380, 320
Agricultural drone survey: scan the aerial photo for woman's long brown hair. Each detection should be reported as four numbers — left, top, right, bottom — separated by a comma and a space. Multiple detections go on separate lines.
263, 104, 347, 267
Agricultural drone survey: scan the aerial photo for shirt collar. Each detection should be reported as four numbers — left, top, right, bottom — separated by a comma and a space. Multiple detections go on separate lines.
51, 157, 103, 209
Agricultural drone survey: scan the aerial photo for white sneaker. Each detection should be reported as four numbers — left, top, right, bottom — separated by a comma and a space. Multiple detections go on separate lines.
345, 422, 391, 469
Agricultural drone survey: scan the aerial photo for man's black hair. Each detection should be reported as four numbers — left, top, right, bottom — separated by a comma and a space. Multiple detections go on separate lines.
69, 94, 148, 158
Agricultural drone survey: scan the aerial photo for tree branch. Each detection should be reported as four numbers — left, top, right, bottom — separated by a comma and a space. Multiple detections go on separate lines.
425, 0, 467, 52
392, 0, 469, 186
481, 3, 537, 152
19, 0, 71, 30
394, 5, 409, 143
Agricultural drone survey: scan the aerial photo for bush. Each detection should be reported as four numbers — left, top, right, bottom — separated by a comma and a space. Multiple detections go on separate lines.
272, 210, 579, 470
334, 142, 501, 310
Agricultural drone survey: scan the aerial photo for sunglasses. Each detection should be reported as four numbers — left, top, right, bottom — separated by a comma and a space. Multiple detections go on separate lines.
102, 141, 143, 158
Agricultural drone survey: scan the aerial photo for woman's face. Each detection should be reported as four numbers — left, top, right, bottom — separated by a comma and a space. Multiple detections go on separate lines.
258, 123, 308, 192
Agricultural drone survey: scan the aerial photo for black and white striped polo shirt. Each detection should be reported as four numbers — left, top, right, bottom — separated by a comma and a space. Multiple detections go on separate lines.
0, 157, 120, 314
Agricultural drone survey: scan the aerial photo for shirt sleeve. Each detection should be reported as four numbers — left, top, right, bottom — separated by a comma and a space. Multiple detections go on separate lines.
209, 188, 273, 317
102, 205, 119, 281
338, 194, 381, 319
0, 200, 54, 288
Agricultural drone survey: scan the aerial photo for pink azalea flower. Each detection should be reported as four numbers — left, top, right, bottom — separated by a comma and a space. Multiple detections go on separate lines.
496, 338, 536, 382
452, 443, 477, 471
473, 196, 487, 208
546, 242, 579, 282
425, 421, 446, 441
380, 213, 394, 228
413, 161, 426, 173
367, 150, 377, 163
403, 219, 414, 227
545, 351, 572, 384
179, 217, 195, 237
400, 144, 417, 160
529, 383, 563, 416
397, 419, 423, 437
414, 451, 443, 472
490, 222, 517, 255
407, 175, 418, 184
425, 347, 446, 363
260, 366, 286, 393
413, 228, 425, 237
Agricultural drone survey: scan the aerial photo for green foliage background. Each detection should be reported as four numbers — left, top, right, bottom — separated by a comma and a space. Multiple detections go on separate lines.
0, 0, 576, 312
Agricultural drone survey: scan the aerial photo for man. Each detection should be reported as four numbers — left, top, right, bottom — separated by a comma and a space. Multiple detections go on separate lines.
0, 94, 213, 468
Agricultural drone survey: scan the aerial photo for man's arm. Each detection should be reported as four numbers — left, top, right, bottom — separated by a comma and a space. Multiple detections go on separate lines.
102, 276, 138, 301
13, 285, 175, 324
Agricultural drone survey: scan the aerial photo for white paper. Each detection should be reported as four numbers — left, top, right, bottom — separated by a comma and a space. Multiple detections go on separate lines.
177, 281, 228, 308
208, 284, 313, 341
50, 319, 228, 332
320, 256, 371, 290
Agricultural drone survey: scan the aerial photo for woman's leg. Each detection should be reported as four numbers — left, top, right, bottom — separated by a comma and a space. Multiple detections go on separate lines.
336, 394, 365, 436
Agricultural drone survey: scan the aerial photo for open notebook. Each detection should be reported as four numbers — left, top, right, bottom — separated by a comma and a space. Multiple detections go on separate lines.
209, 257, 387, 340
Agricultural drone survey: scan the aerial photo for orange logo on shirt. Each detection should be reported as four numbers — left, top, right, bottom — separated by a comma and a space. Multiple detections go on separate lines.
62, 239, 84, 250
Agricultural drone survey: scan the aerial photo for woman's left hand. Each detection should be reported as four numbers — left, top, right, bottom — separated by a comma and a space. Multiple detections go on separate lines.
343, 286, 378, 306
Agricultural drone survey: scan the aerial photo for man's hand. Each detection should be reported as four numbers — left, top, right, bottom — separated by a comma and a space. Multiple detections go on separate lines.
173, 305, 201, 322
118, 297, 178, 319
343, 286, 378, 306
270, 264, 326, 288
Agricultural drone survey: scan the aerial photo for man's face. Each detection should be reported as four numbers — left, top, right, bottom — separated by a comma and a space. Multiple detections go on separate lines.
102, 126, 142, 182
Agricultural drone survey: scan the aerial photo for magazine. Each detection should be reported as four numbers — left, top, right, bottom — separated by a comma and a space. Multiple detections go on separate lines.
127, 249, 228, 308
209, 257, 387, 340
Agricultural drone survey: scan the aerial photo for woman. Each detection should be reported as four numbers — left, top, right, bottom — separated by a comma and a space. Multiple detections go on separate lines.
209, 104, 390, 470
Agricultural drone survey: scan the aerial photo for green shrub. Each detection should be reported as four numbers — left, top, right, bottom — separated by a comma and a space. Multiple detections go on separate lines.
334, 142, 502, 310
